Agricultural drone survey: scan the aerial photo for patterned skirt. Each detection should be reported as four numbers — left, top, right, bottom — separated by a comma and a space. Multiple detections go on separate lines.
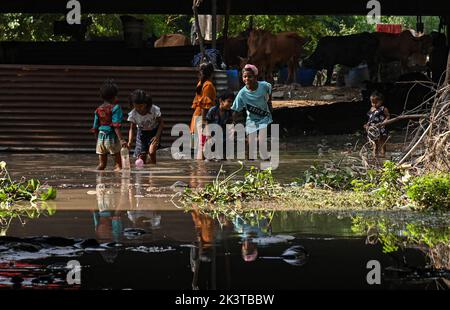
134, 127, 160, 157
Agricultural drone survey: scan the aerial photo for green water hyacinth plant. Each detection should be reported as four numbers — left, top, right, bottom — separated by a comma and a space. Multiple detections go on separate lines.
181, 161, 284, 206
0, 161, 57, 208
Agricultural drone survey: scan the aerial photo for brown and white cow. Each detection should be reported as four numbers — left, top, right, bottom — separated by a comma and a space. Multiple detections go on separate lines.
154, 34, 191, 48
241, 29, 308, 84
373, 30, 433, 72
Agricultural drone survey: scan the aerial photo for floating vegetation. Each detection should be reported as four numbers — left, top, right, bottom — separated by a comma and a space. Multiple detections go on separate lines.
297, 160, 450, 211
0, 161, 57, 235
0, 161, 57, 208
174, 153, 449, 212
179, 162, 284, 207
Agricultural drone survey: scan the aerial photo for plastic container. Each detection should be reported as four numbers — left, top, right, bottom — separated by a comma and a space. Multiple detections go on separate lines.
298, 68, 317, 86
121, 147, 130, 170
226, 69, 240, 91
345, 64, 370, 87
278, 67, 317, 86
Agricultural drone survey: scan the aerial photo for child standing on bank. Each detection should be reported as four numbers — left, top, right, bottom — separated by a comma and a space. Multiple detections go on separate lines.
92, 79, 127, 171
127, 89, 164, 165
231, 64, 273, 159
364, 91, 390, 157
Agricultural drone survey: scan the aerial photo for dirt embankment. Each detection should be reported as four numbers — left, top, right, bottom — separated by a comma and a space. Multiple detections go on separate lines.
272, 85, 363, 109
271, 77, 433, 136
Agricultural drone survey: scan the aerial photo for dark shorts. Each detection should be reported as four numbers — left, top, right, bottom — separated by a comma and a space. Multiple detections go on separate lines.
134, 127, 161, 157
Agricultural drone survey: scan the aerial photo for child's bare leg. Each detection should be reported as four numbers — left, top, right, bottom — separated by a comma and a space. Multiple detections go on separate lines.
149, 144, 157, 164
139, 153, 147, 164
113, 153, 122, 171
97, 154, 107, 170
195, 133, 204, 160
379, 136, 387, 157
374, 139, 384, 157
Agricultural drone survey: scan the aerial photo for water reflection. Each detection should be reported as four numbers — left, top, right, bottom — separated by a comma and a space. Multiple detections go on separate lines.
93, 172, 163, 245
233, 213, 307, 265
189, 209, 309, 290
0, 205, 449, 289
93, 174, 125, 244
0, 202, 55, 236
126, 172, 162, 231
352, 214, 450, 289
190, 209, 221, 290
189, 161, 208, 189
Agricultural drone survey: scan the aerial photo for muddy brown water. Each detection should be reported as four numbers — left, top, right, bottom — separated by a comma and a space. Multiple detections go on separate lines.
0, 139, 448, 290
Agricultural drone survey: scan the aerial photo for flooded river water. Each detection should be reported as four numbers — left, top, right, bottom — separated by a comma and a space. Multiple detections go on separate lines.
0, 137, 449, 290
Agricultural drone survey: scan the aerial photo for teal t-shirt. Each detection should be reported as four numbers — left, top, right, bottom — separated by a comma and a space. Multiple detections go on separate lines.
231, 81, 273, 134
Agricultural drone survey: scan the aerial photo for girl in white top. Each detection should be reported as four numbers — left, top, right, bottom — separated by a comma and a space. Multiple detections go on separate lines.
127, 89, 164, 165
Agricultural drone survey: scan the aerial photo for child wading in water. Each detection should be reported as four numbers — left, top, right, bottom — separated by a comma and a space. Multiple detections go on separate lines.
365, 91, 390, 157
127, 89, 164, 165
205, 91, 235, 159
92, 80, 127, 171
191, 62, 216, 160
231, 64, 273, 160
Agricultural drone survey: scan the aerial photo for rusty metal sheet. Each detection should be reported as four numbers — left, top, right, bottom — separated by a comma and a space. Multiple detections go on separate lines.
0, 64, 229, 152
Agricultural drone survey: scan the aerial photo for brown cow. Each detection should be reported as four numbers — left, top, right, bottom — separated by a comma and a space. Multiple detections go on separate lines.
154, 34, 191, 48
374, 30, 433, 71
242, 29, 308, 84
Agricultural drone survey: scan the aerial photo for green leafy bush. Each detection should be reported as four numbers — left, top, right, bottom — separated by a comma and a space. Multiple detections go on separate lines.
406, 174, 450, 211
371, 161, 405, 208
296, 162, 358, 191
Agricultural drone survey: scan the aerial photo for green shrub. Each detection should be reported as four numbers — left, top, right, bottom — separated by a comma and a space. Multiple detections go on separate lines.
372, 161, 405, 208
406, 174, 450, 210
296, 162, 358, 191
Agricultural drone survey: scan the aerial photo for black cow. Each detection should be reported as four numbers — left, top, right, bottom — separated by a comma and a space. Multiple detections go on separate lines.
223, 35, 248, 69
428, 31, 449, 85
303, 32, 379, 85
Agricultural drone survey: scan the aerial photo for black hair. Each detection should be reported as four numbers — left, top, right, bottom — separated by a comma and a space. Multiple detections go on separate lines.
196, 62, 215, 95
100, 79, 119, 103
219, 91, 235, 102
129, 89, 152, 109
370, 90, 384, 101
